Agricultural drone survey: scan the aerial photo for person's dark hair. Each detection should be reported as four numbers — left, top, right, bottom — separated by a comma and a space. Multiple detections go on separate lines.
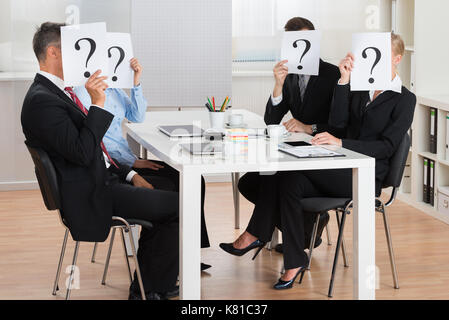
284, 17, 315, 31
32, 22, 66, 62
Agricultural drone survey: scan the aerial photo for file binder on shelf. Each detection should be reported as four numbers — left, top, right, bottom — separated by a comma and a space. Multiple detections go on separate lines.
423, 158, 429, 203
430, 160, 435, 206
446, 112, 449, 160
430, 108, 437, 153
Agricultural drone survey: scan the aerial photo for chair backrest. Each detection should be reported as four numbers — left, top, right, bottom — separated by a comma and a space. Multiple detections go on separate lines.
382, 133, 411, 189
26, 142, 61, 211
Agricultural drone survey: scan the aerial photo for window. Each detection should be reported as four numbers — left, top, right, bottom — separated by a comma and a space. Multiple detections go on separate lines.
0, 0, 130, 73
232, 0, 391, 65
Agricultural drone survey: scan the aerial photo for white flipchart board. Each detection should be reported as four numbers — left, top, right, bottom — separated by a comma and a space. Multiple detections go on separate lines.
131, 0, 232, 107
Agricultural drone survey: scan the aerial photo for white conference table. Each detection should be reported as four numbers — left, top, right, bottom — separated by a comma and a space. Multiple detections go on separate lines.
125, 109, 376, 300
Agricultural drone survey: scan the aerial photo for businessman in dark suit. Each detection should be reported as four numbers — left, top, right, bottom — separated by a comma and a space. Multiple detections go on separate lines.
223, 17, 340, 257
21, 22, 178, 300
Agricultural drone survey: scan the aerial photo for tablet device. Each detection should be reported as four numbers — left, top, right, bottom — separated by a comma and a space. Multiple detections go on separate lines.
180, 142, 223, 155
158, 125, 204, 137
284, 141, 311, 147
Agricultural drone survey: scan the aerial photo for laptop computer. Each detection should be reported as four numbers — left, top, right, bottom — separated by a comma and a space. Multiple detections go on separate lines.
158, 125, 204, 137
180, 142, 223, 155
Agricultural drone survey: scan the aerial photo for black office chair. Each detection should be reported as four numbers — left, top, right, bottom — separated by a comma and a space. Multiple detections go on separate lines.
26, 143, 152, 300
300, 133, 410, 297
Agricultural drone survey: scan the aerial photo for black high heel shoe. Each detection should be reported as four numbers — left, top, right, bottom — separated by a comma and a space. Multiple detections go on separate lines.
219, 239, 266, 260
273, 266, 307, 290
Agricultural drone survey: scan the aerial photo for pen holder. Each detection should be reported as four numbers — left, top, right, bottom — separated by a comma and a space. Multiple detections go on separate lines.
209, 111, 225, 130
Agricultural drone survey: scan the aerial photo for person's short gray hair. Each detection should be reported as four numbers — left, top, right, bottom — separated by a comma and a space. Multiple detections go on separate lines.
32, 22, 66, 62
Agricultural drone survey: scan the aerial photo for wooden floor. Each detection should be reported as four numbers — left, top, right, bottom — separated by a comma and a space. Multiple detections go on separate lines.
1, 182, 449, 300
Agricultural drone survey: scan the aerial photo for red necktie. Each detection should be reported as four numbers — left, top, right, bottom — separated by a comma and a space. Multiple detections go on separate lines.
64, 87, 118, 168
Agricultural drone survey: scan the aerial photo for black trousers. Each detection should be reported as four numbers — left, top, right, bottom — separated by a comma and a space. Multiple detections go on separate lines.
239, 169, 352, 269
133, 160, 210, 248
109, 179, 179, 293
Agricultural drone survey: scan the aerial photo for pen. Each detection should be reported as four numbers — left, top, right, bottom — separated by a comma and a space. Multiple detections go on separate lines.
220, 96, 228, 112
207, 97, 213, 110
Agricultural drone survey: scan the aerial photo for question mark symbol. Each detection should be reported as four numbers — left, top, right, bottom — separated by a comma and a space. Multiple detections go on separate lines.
362, 47, 381, 84
74, 38, 96, 78
292, 39, 311, 70
108, 46, 125, 82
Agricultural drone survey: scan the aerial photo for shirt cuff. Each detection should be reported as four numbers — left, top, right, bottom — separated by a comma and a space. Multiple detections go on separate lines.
338, 79, 349, 85
126, 170, 138, 183
271, 94, 283, 106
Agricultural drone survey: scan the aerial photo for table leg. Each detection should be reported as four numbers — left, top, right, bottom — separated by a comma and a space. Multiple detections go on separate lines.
352, 166, 376, 300
231, 172, 240, 229
179, 169, 202, 300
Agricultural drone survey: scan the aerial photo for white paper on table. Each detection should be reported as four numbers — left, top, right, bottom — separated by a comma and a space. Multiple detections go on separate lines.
61, 22, 108, 87
106, 33, 134, 88
280, 30, 321, 76
350, 32, 391, 91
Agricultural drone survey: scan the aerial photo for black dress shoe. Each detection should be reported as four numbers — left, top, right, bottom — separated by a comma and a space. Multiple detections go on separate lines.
273, 266, 307, 290
201, 263, 212, 271
162, 286, 179, 299
128, 290, 166, 300
219, 239, 266, 260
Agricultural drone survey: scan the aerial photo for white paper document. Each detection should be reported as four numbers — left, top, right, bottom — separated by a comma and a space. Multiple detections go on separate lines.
281, 30, 321, 76
278, 145, 344, 158
61, 22, 108, 87
350, 32, 392, 91
106, 33, 134, 88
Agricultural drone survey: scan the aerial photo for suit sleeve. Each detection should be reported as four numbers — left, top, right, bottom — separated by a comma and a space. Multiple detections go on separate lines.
264, 80, 290, 125
342, 92, 416, 159
316, 67, 343, 136
107, 158, 132, 181
25, 97, 114, 167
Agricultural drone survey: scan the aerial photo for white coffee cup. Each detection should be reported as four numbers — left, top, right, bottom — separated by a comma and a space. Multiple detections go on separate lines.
267, 124, 287, 138
229, 113, 244, 127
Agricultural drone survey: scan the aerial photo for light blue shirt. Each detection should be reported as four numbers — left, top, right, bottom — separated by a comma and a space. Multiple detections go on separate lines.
73, 85, 148, 167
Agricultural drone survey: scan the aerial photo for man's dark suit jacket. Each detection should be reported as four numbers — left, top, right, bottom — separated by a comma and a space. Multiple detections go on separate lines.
329, 83, 416, 194
264, 59, 340, 135
21, 74, 132, 242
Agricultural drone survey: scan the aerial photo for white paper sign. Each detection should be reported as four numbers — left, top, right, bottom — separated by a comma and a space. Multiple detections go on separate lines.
350, 32, 392, 91
106, 33, 134, 88
281, 30, 321, 76
61, 22, 108, 87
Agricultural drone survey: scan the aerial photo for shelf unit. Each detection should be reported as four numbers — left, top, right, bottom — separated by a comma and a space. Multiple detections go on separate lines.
392, 0, 449, 224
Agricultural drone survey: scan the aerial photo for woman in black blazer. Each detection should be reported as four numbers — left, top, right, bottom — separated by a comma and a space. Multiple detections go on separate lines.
220, 33, 416, 290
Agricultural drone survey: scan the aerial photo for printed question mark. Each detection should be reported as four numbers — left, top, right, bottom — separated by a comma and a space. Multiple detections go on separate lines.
362, 47, 381, 84
74, 38, 96, 78
292, 39, 311, 70
108, 46, 125, 82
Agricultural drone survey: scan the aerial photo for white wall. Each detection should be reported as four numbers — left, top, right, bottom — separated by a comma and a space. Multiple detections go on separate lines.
414, 0, 449, 96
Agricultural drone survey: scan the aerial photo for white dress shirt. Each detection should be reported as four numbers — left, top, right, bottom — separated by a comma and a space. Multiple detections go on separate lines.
271, 74, 311, 106
368, 74, 402, 102
37, 71, 137, 182
338, 74, 403, 105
